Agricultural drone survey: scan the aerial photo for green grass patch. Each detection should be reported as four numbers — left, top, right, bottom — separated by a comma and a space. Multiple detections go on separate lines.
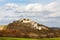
0, 37, 60, 40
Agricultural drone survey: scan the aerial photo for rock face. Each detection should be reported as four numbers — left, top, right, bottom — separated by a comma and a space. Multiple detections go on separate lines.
0, 18, 60, 38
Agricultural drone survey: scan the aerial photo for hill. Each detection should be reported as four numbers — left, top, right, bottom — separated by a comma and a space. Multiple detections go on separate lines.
0, 18, 60, 38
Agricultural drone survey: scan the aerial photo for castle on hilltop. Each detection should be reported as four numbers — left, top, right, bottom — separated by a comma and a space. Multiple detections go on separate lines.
18, 18, 48, 30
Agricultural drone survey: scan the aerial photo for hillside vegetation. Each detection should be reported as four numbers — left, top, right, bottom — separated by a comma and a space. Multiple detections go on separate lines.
0, 25, 7, 30
0, 18, 60, 38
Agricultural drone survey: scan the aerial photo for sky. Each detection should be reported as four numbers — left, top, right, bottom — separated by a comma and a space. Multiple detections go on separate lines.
0, 0, 60, 27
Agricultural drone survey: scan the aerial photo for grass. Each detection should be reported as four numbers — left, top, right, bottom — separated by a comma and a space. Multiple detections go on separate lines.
0, 37, 60, 40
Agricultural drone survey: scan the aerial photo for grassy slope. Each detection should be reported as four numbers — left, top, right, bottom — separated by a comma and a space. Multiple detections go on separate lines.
0, 37, 60, 40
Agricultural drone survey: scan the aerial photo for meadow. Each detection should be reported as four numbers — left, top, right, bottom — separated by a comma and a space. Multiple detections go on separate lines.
0, 37, 60, 40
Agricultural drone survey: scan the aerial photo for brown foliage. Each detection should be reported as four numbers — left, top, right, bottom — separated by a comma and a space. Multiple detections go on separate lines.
0, 19, 60, 38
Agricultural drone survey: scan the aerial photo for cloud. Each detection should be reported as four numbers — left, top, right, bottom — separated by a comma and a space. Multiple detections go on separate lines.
25, 3, 43, 12
47, 13, 60, 17
5, 3, 19, 8
0, 2, 60, 26
45, 2, 60, 12
0, 2, 60, 17
44, 2, 60, 18
14, 3, 44, 13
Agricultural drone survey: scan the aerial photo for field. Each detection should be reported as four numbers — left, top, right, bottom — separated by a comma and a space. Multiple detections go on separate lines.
0, 37, 60, 40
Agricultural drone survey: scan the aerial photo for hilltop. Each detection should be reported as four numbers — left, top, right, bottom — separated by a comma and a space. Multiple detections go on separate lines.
0, 18, 60, 38
7, 18, 49, 30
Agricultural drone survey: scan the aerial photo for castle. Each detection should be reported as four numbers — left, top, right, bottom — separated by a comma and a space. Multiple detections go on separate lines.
18, 18, 48, 30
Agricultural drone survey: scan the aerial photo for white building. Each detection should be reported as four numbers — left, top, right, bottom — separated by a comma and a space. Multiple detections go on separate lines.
18, 18, 48, 30
19, 18, 32, 23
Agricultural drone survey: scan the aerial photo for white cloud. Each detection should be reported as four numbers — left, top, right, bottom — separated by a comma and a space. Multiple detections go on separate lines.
5, 3, 19, 8
48, 13, 60, 17
0, 2, 60, 25
14, 3, 44, 13
44, 2, 60, 18
45, 2, 60, 12
25, 3, 43, 12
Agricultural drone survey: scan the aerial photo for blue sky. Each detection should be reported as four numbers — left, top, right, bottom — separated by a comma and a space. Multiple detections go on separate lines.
0, 0, 60, 27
